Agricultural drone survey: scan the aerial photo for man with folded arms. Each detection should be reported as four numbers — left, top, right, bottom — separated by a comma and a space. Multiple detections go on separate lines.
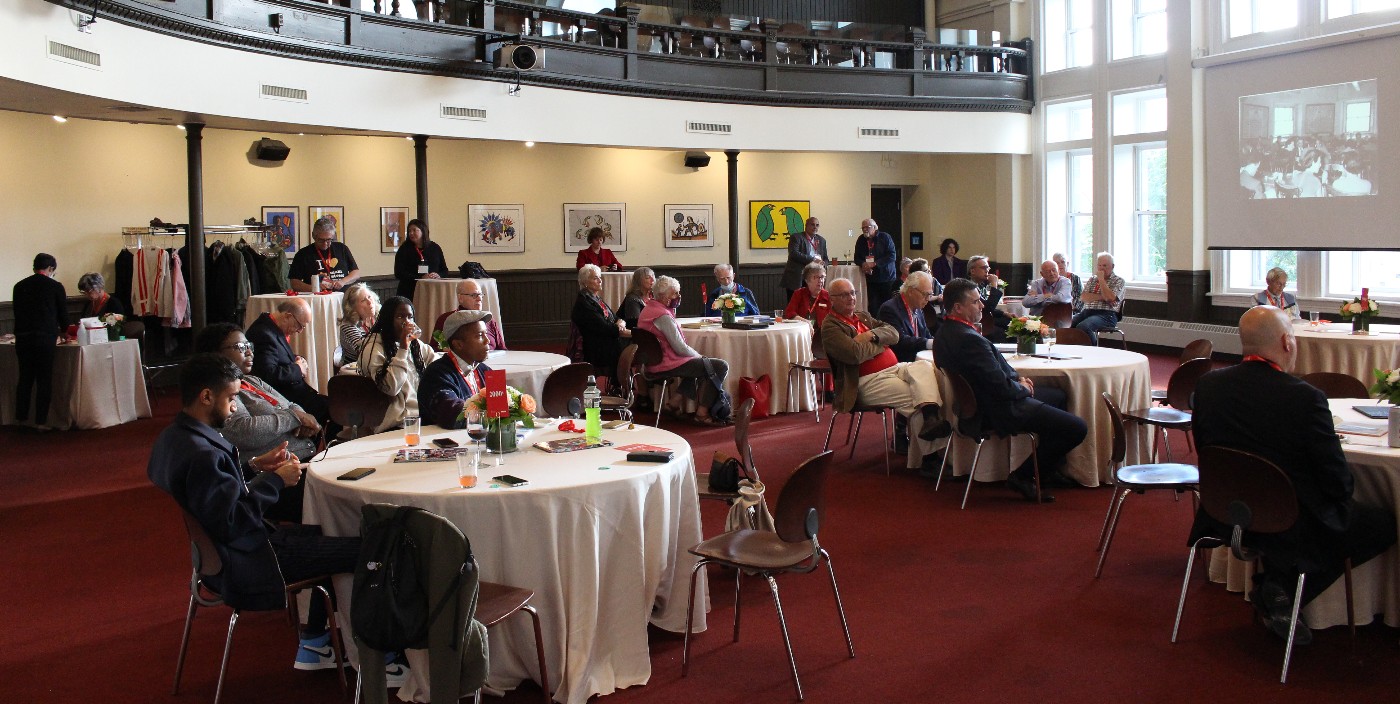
246, 297, 329, 424
1188, 305, 1395, 645
418, 310, 494, 429
1072, 252, 1125, 345
934, 279, 1087, 502
822, 278, 947, 469
877, 270, 938, 363
1022, 259, 1073, 316
432, 279, 506, 352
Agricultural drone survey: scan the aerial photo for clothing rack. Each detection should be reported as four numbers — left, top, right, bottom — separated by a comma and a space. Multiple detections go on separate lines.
121, 224, 280, 254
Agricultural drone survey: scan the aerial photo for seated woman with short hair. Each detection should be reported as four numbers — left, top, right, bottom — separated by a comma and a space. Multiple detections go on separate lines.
784, 261, 832, 330
77, 272, 126, 318
638, 276, 731, 425
1251, 267, 1300, 320
572, 263, 630, 379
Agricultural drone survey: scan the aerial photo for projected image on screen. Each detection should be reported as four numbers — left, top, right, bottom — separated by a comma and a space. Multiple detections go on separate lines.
1238, 79, 1377, 199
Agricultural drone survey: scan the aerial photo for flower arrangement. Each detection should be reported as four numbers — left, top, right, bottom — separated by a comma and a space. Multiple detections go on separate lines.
711, 293, 745, 313
1339, 297, 1380, 320
99, 313, 124, 329
1006, 315, 1045, 341
458, 386, 537, 429
1372, 368, 1400, 405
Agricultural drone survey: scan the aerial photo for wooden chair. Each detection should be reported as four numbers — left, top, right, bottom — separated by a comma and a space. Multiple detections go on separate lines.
475, 582, 550, 704
600, 344, 638, 421
682, 451, 854, 700
630, 328, 670, 427
1040, 302, 1073, 329
540, 362, 595, 418
1152, 339, 1212, 402
934, 373, 1043, 508
1301, 372, 1368, 399
327, 374, 392, 441
173, 512, 347, 704
1121, 357, 1212, 462
1172, 446, 1355, 684
1052, 326, 1094, 347
1094, 393, 1199, 578
697, 398, 759, 506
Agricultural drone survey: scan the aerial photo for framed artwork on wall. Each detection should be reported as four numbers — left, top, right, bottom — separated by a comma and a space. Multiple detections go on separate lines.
468, 204, 526, 253
663, 204, 713, 248
261, 206, 299, 259
564, 203, 627, 253
1240, 103, 1267, 140
307, 206, 346, 241
748, 200, 809, 249
1303, 103, 1335, 135
380, 207, 409, 253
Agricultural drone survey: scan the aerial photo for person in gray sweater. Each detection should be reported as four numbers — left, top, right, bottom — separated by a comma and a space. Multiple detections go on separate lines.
196, 322, 321, 462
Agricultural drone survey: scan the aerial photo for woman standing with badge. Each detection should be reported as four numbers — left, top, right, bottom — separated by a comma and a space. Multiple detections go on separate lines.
393, 218, 448, 299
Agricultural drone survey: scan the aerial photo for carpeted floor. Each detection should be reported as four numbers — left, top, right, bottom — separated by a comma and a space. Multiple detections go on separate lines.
3, 347, 1397, 703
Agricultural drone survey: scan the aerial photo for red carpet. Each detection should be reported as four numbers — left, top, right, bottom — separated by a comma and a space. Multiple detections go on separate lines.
3, 348, 1397, 703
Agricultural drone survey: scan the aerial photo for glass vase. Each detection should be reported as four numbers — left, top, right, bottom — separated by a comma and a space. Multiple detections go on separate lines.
722, 310, 737, 325
485, 419, 518, 454
1352, 316, 1371, 334
1016, 335, 1037, 355
107, 326, 121, 342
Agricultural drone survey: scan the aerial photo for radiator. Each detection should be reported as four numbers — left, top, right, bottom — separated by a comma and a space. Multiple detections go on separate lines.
1118, 317, 1243, 356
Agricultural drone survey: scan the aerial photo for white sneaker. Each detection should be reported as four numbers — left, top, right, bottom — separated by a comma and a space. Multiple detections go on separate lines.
293, 632, 339, 671
385, 661, 410, 689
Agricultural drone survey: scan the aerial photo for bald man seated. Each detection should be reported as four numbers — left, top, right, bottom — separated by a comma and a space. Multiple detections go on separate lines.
245, 297, 329, 422
1022, 259, 1073, 316
432, 279, 506, 352
1188, 306, 1395, 645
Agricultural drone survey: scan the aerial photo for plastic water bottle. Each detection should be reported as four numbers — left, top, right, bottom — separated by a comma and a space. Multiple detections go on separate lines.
584, 376, 602, 443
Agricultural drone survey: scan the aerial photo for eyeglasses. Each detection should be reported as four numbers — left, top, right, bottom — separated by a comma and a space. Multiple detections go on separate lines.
831, 291, 858, 299
223, 342, 254, 353
919, 290, 936, 301
459, 292, 483, 299
290, 317, 309, 333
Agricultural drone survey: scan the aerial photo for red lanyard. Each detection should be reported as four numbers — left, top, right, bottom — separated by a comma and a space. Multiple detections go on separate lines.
1266, 291, 1284, 308
806, 290, 822, 318
413, 245, 425, 262
597, 296, 613, 318
449, 354, 483, 395
240, 381, 280, 407
317, 245, 335, 273
946, 315, 979, 332
91, 293, 109, 316
1242, 355, 1282, 372
904, 299, 917, 333
830, 311, 867, 333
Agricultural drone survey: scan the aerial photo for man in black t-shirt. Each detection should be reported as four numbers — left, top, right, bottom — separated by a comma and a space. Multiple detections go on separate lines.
289, 216, 360, 292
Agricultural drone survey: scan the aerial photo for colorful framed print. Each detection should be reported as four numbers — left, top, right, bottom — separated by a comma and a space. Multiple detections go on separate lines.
564, 203, 627, 253
749, 200, 809, 249
380, 207, 410, 253
307, 205, 346, 241
664, 204, 713, 248
468, 204, 526, 253
260, 206, 299, 259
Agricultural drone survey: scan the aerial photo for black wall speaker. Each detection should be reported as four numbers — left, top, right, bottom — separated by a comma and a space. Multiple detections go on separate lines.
254, 138, 290, 161
684, 151, 711, 169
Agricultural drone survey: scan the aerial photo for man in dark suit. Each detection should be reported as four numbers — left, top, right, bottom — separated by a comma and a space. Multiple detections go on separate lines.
933, 278, 1087, 502
147, 355, 362, 671
418, 310, 494, 429
781, 216, 828, 301
855, 218, 898, 316
1189, 306, 1395, 644
12, 253, 69, 430
966, 255, 1009, 343
246, 296, 329, 423
877, 270, 938, 363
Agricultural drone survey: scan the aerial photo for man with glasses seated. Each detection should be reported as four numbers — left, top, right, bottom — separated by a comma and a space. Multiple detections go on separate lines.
431, 278, 506, 352
246, 296, 329, 423
821, 278, 948, 470
196, 323, 321, 465
877, 270, 940, 363
966, 255, 1010, 343
1071, 252, 1125, 345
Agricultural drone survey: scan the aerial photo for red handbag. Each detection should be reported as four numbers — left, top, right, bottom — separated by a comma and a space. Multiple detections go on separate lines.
738, 374, 772, 419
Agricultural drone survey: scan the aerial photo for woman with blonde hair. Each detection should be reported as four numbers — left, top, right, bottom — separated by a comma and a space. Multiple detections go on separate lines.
338, 282, 380, 365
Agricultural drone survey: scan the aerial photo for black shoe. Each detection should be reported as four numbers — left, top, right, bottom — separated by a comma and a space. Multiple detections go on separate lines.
1007, 472, 1054, 503
917, 406, 952, 441
916, 452, 944, 479
1253, 581, 1313, 646
1044, 470, 1077, 489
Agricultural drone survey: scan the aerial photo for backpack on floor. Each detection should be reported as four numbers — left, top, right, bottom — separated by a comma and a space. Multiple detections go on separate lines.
352, 506, 463, 652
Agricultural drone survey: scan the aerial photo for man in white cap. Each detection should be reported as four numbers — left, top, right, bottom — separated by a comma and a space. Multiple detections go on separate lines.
417, 309, 494, 428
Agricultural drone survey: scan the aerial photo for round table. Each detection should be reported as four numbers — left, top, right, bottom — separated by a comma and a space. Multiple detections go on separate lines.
600, 271, 632, 311
1209, 399, 1400, 629
1292, 321, 1399, 388
303, 421, 708, 704
919, 344, 1154, 487
486, 350, 570, 405
0, 338, 151, 429
244, 292, 343, 394
411, 278, 505, 346
673, 317, 816, 416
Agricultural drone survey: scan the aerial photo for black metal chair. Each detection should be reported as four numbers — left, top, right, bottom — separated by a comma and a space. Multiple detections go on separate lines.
1151, 339, 1212, 403
934, 373, 1043, 508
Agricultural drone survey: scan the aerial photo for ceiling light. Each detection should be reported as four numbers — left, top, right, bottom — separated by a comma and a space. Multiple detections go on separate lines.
52, 115, 67, 123
177, 124, 186, 130
524, 141, 535, 148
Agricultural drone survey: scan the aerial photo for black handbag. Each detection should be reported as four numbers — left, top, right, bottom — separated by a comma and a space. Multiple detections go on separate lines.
708, 451, 748, 493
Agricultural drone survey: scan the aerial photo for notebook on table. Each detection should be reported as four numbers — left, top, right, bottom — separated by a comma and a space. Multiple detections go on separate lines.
1353, 405, 1392, 420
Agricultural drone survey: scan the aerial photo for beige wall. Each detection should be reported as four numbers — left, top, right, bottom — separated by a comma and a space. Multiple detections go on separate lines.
0, 110, 1003, 298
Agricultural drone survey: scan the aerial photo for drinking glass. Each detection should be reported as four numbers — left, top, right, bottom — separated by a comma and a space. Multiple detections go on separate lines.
1045, 327, 1056, 352
403, 414, 421, 447
1309, 311, 1320, 326
456, 450, 479, 489
465, 410, 486, 451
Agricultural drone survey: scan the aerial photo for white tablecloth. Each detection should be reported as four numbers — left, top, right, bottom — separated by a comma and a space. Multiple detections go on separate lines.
601, 271, 632, 312
921, 344, 1154, 487
673, 317, 816, 416
825, 264, 866, 313
1209, 399, 1400, 629
302, 421, 707, 704
243, 292, 343, 395
486, 350, 571, 405
412, 279, 505, 347
1292, 322, 1400, 388
998, 297, 1028, 318
0, 338, 151, 429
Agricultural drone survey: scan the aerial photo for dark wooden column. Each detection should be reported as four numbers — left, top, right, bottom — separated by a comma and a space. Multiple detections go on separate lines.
185, 122, 206, 332
726, 150, 740, 269
413, 135, 429, 227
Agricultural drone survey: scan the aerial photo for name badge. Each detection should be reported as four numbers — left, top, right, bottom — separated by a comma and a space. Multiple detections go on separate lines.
865, 256, 875, 264
417, 264, 429, 274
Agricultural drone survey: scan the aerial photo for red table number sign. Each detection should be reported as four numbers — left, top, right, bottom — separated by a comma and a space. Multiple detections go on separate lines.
485, 370, 509, 418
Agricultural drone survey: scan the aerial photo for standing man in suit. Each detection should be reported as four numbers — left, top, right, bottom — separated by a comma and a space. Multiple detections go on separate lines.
1189, 306, 1395, 644
147, 355, 364, 672
877, 270, 938, 363
246, 297, 329, 423
934, 279, 1087, 502
12, 253, 68, 431
290, 216, 361, 293
855, 218, 898, 316
781, 216, 828, 302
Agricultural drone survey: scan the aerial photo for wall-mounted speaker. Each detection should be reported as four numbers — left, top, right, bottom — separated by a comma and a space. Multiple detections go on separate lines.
254, 138, 290, 161
684, 151, 711, 169
496, 44, 545, 70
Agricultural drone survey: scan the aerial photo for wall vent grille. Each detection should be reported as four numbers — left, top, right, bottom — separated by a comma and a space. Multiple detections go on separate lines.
686, 121, 732, 135
859, 127, 900, 138
47, 40, 101, 68
441, 105, 487, 120
260, 84, 309, 102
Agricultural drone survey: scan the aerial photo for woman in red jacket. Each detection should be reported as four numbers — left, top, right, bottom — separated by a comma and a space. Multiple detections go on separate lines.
575, 226, 622, 271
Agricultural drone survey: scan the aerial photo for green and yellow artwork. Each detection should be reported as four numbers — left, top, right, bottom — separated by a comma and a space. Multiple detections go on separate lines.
749, 200, 809, 249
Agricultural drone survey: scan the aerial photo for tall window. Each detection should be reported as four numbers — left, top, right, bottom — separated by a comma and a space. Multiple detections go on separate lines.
1272, 106, 1296, 137
1344, 100, 1375, 133
1119, 144, 1167, 281
1044, 0, 1095, 72
1045, 99, 1094, 142
1229, 0, 1298, 37
1326, 0, 1400, 19
1111, 0, 1167, 59
1226, 250, 1298, 291
1327, 251, 1400, 297
1046, 150, 1096, 275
